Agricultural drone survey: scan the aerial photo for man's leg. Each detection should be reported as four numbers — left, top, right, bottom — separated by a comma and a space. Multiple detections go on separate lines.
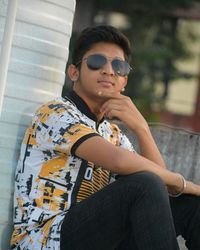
170, 194, 200, 250
60, 172, 179, 250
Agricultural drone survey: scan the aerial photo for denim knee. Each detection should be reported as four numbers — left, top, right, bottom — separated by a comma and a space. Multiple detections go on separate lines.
118, 171, 168, 199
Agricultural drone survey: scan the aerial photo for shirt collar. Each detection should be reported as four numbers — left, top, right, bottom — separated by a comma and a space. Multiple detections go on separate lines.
64, 91, 100, 122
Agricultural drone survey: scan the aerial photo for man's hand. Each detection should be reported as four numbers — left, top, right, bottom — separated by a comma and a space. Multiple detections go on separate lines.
99, 91, 148, 133
184, 181, 200, 196
169, 181, 200, 197
98, 90, 166, 168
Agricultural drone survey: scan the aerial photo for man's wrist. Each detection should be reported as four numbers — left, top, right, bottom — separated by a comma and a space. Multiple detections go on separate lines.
132, 123, 150, 136
169, 174, 187, 197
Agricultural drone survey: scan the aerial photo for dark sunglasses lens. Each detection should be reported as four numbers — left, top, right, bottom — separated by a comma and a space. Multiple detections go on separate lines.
112, 60, 130, 76
87, 54, 106, 70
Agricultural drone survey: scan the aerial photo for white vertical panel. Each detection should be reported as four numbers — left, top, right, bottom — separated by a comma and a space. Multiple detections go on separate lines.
0, 0, 18, 114
0, 0, 76, 249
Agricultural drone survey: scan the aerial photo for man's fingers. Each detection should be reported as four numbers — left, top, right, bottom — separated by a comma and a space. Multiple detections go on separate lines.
97, 90, 122, 99
100, 100, 122, 113
102, 104, 122, 114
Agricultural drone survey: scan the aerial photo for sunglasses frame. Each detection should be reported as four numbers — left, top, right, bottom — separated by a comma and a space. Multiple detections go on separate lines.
76, 54, 132, 77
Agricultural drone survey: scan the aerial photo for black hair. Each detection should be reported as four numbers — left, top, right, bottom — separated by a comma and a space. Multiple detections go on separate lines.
71, 25, 132, 67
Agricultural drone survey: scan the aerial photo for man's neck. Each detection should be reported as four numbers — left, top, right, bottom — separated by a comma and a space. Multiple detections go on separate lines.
73, 90, 104, 122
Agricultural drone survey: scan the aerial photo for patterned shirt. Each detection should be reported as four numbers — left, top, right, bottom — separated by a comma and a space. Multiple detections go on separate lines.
11, 91, 134, 249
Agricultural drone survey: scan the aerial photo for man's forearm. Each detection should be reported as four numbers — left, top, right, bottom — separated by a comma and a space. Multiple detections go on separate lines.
130, 124, 166, 168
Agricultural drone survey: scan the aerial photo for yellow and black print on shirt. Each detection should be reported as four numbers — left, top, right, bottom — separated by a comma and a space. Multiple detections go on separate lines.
11, 91, 134, 250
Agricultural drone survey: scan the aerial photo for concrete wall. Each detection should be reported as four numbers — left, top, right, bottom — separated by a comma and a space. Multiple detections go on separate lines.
0, 0, 75, 249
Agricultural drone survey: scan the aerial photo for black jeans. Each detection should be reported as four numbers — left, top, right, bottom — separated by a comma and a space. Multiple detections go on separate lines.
60, 172, 200, 250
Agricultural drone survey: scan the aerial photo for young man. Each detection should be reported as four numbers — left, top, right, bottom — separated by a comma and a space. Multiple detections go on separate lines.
11, 25, 200, 250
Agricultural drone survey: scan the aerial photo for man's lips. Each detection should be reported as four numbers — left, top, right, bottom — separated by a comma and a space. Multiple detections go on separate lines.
97, 80, 114, 86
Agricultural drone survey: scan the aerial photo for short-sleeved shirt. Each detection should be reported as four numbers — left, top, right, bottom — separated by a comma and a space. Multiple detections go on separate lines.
11, 91, 134, 249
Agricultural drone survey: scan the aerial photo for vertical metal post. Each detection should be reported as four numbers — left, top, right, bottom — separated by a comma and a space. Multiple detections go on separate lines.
0, 0, 18, 115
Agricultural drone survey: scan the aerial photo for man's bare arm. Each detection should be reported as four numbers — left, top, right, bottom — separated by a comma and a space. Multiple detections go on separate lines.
99, 91, 166, 168
75, 135, 200, 197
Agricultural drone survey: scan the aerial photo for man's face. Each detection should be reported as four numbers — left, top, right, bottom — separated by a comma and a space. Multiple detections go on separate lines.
70, 42, 128, 103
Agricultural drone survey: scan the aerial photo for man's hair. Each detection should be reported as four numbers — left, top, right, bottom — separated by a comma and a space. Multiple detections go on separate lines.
71, 25, 132, 67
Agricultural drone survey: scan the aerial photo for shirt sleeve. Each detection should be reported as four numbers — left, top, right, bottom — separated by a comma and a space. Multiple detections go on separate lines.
32, 101, 100, 156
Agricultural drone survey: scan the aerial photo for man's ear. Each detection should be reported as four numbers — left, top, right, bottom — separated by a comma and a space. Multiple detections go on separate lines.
67, 64, 79, 82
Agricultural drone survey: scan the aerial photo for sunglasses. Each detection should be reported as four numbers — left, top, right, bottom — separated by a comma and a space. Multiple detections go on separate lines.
76, 54, 132, 77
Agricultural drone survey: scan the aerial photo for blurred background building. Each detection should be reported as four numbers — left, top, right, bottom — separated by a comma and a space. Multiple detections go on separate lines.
63, 0, 200, 132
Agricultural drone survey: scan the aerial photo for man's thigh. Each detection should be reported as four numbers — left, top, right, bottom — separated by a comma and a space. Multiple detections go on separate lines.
60, 178, 132, 250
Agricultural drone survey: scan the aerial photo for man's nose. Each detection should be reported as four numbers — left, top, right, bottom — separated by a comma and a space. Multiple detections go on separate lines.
101, 61, 115, 75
